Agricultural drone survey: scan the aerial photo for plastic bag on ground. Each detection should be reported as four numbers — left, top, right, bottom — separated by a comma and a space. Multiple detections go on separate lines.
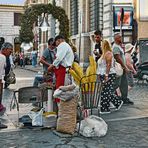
77, 115, 108, 137
28, 108, 44, 126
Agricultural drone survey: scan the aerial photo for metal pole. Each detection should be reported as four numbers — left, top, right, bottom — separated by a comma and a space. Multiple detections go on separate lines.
79, 10, 83, 62
120, 20, 123, 41
120, 7, 124, 42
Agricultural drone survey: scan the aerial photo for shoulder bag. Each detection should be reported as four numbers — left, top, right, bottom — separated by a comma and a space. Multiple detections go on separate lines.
115, 62, 123, 77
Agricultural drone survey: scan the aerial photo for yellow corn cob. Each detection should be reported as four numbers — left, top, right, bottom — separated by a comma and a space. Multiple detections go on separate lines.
85, 56, 97, 91
89, 56, 96, 74
72, 62, 84, 78
86, 66, 90, 76
86, 56, 97, 82
80, 76, 89, 92
69, 68, 81, 85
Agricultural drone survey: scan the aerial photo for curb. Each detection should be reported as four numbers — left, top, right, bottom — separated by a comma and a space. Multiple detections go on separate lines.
19, 67, 42, 73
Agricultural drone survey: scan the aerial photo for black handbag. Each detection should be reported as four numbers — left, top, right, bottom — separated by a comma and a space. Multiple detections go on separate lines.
5, 69, 16, 84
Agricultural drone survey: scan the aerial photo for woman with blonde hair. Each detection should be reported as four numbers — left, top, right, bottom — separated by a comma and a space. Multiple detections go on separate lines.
97, 40, 123, 114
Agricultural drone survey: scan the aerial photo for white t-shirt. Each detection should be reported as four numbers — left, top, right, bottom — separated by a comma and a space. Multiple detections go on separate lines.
53, 42, 74, 68
0, 53, 6, 80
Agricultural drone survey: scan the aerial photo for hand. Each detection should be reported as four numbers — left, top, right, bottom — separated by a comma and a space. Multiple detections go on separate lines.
93, 49, 98, 56
133, 70, 137, 75
105, 75, 109, 82
124, 66, 130, 73
48, 64, 54, 72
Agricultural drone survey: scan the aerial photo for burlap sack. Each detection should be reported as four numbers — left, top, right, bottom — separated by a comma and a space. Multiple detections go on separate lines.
56, 96, 77, 134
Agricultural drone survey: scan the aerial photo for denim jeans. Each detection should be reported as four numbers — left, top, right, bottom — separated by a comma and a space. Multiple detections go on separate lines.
33, 75, 44, 87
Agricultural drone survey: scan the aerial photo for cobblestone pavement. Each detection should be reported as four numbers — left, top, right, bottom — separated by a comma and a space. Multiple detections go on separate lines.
0, 117, 148, 148
0, 68, 148, 148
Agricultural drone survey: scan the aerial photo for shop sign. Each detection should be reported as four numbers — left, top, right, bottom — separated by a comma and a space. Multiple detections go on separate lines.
113, 5, 133, 30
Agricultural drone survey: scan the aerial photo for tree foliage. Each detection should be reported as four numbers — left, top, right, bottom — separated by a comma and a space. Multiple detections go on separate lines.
19, 3, 69, 43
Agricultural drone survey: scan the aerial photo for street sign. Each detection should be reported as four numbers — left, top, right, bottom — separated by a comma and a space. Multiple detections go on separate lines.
113, 6, 133, 30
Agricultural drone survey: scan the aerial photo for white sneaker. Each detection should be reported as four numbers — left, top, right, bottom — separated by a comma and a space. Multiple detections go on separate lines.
100, 110, 111, 114
109, 102, 116, 109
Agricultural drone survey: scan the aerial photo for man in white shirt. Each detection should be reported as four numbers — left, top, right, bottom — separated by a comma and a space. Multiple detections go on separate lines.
0, 42, 13, 128
48, 35, 74, 103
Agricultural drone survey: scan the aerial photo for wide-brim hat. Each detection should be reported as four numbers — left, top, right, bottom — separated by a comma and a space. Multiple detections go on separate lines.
125, 43, 134, 53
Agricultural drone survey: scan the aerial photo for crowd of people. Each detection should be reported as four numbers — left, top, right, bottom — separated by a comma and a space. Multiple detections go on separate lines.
94, 31, 138, 113
0, 31, 139, 128
32, 32, 138, 115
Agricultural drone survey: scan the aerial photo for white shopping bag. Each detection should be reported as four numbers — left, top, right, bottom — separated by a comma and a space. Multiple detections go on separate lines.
28, 108, 44, 126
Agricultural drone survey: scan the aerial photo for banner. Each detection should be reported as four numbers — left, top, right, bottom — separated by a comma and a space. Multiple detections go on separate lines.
113, 6, 133, 30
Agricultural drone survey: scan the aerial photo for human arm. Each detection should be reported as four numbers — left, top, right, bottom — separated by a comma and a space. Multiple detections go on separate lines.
9, 55, 15, 68
113, 46, 129, 73
105, 52, 112, 81
39, 49, 51, 67
93, 49, 102, 58
48, 64, 54, 72
40, 56, 50, 67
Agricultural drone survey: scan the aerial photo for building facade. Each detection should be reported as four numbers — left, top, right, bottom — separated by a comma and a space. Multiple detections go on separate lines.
25, 0, 148, 66
0, 4, 24, 52
103, 0, 134, 43
133, 0, 148, 39
57, 0, 103, 67
58, 0, 135, 66
24, 0, 57, 56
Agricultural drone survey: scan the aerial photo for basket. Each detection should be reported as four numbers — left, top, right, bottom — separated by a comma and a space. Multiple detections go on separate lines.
56, 96, 78, 134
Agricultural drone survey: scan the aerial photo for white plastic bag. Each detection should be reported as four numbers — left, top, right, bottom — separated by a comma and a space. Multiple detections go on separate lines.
77, 115, 108, 137
53, 85, 79, 101
28, 108, 44, 126
86, 115, 108, 137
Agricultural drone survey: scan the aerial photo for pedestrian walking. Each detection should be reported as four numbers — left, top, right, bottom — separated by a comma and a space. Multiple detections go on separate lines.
0, 42, 13, 128
19, 52, 24, 67
125, 43, 137, 90
97, 40, 123, 114
112, 33, 134, 105
31, 48, 37, 67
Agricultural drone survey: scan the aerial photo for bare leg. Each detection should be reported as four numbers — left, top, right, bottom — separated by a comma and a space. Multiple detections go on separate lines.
116, 87, 121, 97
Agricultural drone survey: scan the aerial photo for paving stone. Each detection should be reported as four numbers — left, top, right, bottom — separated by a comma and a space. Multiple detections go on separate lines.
0, 68, 148, 147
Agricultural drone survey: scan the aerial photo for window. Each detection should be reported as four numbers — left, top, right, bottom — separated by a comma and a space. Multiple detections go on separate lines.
139, 0, 148, 21
70, 0, 78, 35
14, 13, 22, 26
89, 0, 103, 31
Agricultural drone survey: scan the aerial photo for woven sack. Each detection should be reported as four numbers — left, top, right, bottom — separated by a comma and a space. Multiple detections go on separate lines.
56, 96, 77, 134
